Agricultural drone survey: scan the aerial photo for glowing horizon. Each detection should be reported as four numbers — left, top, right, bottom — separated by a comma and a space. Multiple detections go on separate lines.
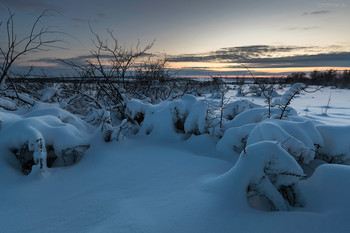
1, 0, 349, 77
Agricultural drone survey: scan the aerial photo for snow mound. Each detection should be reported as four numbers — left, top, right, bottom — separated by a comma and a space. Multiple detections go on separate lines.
210, 141, 304, 211
247, 119, 323, 163
223, 107, 297, 129
24, 106, 92, 132
301, 164, 350, 214
223, 100, 261, 120
0, 107, 91, 175
216, 123, 257, 154
126, 95, 209, 139
183, 100, 208, 134
316, 125, 350, 164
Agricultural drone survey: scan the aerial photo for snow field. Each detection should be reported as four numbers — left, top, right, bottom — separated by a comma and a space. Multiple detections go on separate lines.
1, 84, 350, 232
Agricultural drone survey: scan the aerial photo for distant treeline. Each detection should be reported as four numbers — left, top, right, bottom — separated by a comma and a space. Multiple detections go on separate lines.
8, 69, 350, 89
284, 70, 350, 88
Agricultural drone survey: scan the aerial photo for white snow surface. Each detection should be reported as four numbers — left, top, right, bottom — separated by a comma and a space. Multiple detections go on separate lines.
1, 87, 350, 232
1, 136, 350, 233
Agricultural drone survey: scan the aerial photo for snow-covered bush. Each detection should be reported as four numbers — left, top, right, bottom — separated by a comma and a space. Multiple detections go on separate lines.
223, 100, 261, 120
125, 95, 209, 139
272, 83, 305, 119
216, 123, 257, 154
0, 97, 17, 111
37, 87, 59, 102
183, 100, 208, 135
272, 83, 305, 107
212, 141, 305, 211
247, 119, 323, 163
223, 107, 298, 130
126, 99, 178, 139
0, 107, 91, 175
218, 119, 323, 163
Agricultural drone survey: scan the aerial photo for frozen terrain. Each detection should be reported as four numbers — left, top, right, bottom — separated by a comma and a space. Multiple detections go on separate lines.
232, 86, 350, 126
1, 85, 350, 233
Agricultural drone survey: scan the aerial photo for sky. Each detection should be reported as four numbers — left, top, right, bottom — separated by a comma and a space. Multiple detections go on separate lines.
0, 0, 349, 77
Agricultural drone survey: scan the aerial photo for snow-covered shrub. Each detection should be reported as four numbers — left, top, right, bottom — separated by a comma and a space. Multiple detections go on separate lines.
213, 141, 305, 211
63, 92, 101, 116
216, 123, 257, 154
248, 84, 263, 97
223, 100, 261, 120
126, 98, 183, 139
272, 83, 305, 119
23, 106, 92, 132
316, 125, 350, 164
247, 119, 323, 163
0, 91, 36, 109
0, 97, 17, 111
109, 119, 134, 141
98, 110, 114, 142
272, 83, 305, 107
183, 100, 208, 135
37, 87, 59, 102
218, 118, 323, 163
223, 107, 297, 130
125, 95, 209, 138
0, 107, 91, 174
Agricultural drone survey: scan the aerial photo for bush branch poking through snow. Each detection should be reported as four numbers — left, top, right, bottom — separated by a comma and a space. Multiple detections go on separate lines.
272, 83, 306, 119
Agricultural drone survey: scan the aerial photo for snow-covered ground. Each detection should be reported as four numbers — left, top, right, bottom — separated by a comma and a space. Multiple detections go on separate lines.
1, 86, 350, 233
230, 86, 350, 126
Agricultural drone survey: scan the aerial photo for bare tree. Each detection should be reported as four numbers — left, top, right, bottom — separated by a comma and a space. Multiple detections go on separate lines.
59, 27, 155, 119
0, 9, 63, 104
85, 26, 154, 87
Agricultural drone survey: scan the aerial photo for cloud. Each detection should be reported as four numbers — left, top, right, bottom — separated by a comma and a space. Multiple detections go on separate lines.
285, 26, 318, 31
303, 10, 331, 15
28, 52, 154, 67
26, 45, 350, 76
97, 13, 105, 18
168, 45, 316, 63
168, 45, 350, 68
227, 52, 350, 68
71, 17, 87, 22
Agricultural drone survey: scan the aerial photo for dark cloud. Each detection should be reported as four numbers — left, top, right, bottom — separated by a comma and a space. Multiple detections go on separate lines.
28, 52, 154, 67
71, 17, 87, 22
28, 54, 111, 67
169, 45, 316, 63
303, 10, 331, 15
285, 26, 318, 31
227, 52, 350, 68
97, 13, 105, 18
169, 45, 350, 68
